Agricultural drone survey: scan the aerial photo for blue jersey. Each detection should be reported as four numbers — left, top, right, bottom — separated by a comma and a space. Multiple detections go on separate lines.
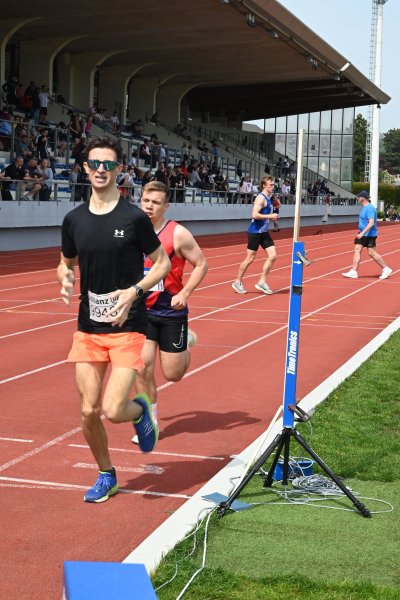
247, 193, 272, 234
359, 203, 378, 237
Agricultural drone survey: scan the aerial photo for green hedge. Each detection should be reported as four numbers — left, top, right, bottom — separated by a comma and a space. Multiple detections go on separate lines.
352, 182, 400, 206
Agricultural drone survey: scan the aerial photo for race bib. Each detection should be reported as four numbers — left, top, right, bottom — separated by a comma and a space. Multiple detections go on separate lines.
88, 290, 119, 323
144, 267, 164, 292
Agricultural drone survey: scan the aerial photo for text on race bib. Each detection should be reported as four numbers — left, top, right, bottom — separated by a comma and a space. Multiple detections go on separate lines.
88, 290, 119, 323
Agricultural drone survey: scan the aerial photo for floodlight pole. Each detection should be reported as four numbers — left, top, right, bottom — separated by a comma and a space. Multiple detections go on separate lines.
217, 130, 371, 518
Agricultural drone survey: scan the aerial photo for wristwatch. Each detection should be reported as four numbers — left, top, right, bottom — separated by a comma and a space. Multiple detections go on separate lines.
133, 284, 144, 298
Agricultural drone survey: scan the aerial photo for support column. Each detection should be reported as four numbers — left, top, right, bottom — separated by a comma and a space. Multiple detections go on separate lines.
100, 64, 152, 125
19, 36, 86, 95
156, 83, 198, 128
69, 51, 122, 113
0, 18, 41, 86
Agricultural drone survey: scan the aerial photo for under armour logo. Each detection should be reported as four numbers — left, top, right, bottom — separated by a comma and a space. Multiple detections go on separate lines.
114, 229, 124, 238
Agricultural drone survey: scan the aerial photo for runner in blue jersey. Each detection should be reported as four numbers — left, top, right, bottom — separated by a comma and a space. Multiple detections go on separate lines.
342, 190, 392, 280
232, 175, 279, 295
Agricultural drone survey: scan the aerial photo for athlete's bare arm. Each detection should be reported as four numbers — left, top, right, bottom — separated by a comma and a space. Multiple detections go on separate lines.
57, 253, 76, 304
109, 243, 171, 327
171, 225, 208, 310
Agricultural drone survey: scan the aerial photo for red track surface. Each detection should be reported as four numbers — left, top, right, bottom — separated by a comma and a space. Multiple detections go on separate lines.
1, 223, 399, 598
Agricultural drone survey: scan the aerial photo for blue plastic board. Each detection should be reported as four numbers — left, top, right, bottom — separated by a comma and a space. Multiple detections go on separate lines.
63, 561, 157, 600
202, 492, 252, 511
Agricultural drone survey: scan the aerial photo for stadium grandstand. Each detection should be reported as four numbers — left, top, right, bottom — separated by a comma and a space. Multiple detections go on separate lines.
0, 0, 390, 251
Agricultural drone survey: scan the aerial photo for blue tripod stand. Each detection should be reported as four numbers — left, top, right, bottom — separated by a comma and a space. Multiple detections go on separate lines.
217, 238, 371, 518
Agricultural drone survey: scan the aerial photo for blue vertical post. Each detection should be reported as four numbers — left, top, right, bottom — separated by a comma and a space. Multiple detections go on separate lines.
282, 240, 305, 428
282, 128, 305, 429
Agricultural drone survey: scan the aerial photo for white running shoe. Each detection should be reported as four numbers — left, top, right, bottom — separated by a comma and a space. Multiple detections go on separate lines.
232, 281, 247, 294
379, 266, 392, 280
188, 329, 197, 348
255, 282, 273, 295
342, 270, 358, 279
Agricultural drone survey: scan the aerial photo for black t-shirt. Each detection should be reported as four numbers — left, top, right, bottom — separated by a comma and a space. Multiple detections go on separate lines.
2, 164, 28, 191
61, 197, 161, 334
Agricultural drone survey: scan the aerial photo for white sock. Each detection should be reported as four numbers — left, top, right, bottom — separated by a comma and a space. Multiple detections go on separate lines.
151, 402, 158, 425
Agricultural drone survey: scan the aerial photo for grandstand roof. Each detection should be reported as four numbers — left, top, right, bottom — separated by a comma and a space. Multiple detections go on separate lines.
11, 0, 390, 121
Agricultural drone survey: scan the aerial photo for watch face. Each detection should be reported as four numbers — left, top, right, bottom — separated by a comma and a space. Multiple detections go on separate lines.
135, 285, 144, 297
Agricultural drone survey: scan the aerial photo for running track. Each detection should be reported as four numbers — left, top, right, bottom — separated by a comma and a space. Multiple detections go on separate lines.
1, 223, 399, 598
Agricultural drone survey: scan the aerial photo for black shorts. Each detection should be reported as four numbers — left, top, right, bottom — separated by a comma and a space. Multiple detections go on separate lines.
146, 314, 188, 353
247, 231, 274, 251
354, 236, 377, 248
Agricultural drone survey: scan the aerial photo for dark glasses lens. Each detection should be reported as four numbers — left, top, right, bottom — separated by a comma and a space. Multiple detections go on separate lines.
87, 159, 119, 171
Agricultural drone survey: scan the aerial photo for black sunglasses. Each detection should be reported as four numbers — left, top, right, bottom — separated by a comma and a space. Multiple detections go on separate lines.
87, 159, 119, 171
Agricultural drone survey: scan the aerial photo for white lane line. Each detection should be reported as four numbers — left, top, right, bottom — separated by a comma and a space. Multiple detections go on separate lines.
0, 360, 67, 385
73, 462, 165, 475
0, 475, 191, 499
0, 281, 60, 292
0, 426, 82, 472
69, 443, 226, 461
0, 319, 76, 340
0, 437, 33, 443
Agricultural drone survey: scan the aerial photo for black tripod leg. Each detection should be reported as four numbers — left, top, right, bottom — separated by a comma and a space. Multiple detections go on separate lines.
262, 431, 287, 488
217, 431, 285, 516
282, 433, 291, 485
292, 430, 371, 518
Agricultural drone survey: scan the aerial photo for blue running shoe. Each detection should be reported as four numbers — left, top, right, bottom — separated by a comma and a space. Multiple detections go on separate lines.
84, 471, 119, 503
133, 393, 159, 452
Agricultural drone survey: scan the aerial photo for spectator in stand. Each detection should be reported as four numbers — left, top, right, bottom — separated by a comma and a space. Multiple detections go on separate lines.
128, 150, 138, 168
0, 156, 27, 200
282, 155, 290, 177
169, 165, 186, 202
236, 160, 243, 179
154, 162, 169, 186
212, 142, 221, 169
37, 158, 53, 201
0, 105, 12, 150
281, 179, 290, 203
71, 137, 86, 162
189, 165, 203, 189
132, 119, 144, 137
219, 174, 234, 204
15, 133, 34, 163
139, 140, 151, 166
56, 122, 68, 157
22, 157, 42, 200
68, 114, 84, 139
38, 85, 49, 124
110, 111, 120, 132
238, 175, 253, 205
159, 142, 167, 164
84, 115, 93, 138
2, 75, 18, 107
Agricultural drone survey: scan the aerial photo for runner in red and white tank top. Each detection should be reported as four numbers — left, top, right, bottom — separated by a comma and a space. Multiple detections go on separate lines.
133, 181, 208, 442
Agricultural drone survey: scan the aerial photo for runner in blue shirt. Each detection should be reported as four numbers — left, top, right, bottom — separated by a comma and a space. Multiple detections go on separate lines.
232, 175, 279, 295
342, 190, 392, 280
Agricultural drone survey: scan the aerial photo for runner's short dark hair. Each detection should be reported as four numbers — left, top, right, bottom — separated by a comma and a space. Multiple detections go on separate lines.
85, 136, 123, 163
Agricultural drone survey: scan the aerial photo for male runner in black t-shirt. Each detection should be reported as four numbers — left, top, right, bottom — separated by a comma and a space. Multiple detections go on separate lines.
57, 136, 170, 503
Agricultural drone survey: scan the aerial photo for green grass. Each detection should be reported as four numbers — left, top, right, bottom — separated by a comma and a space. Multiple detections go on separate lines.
152, 330, 400, 599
